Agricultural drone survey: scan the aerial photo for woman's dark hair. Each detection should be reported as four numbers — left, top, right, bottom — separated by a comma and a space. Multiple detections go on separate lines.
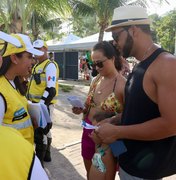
0, 56, 11, 75
0, 52, 27, 96
92, 41, 122, 71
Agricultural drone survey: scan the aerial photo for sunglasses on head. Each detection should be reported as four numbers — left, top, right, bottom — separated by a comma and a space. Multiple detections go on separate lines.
92, 59, 108, 68
0, 40, 8, 56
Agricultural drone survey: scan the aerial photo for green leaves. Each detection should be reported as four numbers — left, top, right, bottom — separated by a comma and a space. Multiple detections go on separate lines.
151, 10, 176, 53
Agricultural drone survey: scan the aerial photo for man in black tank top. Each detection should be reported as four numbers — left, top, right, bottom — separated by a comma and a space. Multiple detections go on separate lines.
95, 6, 176, 180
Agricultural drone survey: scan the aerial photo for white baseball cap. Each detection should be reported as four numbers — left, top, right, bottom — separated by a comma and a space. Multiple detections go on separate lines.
0, 31, 21, 47
3, 33, 44, 57
33, 39, 48, 48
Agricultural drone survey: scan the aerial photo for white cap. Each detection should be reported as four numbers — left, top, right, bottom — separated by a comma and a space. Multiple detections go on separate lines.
33, 39, 48, 48
0, 31, 21, 47
3, 33, 44, 57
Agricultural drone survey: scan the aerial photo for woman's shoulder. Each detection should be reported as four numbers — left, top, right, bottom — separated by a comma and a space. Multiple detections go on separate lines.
90, 74, 101, 86
115, 74, 126, 90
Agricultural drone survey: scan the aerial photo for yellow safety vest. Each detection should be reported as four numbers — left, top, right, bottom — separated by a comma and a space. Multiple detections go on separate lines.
27, 59, 59, 104
0, 76, 34, 144
0, 126, 34, 180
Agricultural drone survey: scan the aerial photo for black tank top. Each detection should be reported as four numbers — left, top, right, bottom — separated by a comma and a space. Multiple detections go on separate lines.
119, 48, 176, 179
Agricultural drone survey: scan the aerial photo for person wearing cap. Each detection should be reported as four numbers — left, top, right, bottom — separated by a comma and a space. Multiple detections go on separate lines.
0, 33, 43, 145
95, 6, 176, 179
27, 39, 59, 164
0, 32, 49, 180
48, 52, 54, 61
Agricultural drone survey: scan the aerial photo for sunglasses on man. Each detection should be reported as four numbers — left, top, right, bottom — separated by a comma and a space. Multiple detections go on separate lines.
92, 59, 108, 68
112, 29, 126, 42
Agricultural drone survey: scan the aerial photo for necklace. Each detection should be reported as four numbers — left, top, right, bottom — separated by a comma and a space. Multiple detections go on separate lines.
96, 75, 117, 95
141, 43, 154, 60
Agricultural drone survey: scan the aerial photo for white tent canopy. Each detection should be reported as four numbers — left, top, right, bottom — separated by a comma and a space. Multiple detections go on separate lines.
47, 33, 81, 46
47, 32, 113, 51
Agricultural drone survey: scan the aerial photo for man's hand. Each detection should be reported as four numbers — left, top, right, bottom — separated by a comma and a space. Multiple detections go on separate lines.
89, 130, 102, 144
95, 123, 118, 144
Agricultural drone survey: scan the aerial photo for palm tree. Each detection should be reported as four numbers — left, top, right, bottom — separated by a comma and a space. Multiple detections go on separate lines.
29, 10, 62, 40
71, 0, 168, 42
0, 0, 69, 34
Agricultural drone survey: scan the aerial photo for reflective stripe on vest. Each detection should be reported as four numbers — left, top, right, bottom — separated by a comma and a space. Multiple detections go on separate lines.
27, 94, 59, 102
2, 118, 32, 130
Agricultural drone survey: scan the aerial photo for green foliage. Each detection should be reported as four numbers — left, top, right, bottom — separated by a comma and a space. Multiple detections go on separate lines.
70, 0, 149, 41
72, 15, 99, 37
59, 84, 74, 92
151, 10, 176, 53
0, 0, 70, 35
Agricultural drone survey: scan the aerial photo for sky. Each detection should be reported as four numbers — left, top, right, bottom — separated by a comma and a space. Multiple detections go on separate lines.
147, 0, 176, 16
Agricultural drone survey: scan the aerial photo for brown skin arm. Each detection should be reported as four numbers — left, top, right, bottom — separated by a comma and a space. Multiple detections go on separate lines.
96, 54, 176, 144
31, 117, 38, 129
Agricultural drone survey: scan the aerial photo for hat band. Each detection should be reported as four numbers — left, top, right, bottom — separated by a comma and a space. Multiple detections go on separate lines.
111, 18, 148, 25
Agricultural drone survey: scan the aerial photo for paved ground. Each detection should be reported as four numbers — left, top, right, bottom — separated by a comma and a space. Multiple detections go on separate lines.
44, 80, 176, 180
44, 80, 88, 180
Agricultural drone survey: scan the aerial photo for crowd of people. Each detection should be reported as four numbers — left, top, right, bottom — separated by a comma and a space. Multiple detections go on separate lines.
1, 4, 176, 180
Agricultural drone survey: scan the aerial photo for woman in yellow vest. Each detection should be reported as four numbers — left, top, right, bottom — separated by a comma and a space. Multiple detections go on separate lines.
0, 31, 48, 179
0, 33, 43, 144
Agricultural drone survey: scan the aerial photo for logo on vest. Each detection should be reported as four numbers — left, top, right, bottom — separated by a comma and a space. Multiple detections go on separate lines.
13, 108, 27, 121
48, 76, 55, 81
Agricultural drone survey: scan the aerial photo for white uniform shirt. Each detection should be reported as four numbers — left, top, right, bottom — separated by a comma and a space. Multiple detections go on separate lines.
40, 62, 57, 104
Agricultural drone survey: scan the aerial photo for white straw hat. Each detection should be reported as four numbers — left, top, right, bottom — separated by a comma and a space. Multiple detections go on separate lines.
105, 6, 150, 32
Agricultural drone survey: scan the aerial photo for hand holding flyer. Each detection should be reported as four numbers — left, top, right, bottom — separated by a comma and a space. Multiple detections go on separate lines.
67, 96, 84, 109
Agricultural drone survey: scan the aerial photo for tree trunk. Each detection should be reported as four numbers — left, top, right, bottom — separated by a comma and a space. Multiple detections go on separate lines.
98, 21, 109, 42
98, 26, 104, 42
31, 11, 39, 40
9, 18, 23, 33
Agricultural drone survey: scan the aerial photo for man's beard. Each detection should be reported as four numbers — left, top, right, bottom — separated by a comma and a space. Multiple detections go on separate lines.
122, 32, 133, 58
